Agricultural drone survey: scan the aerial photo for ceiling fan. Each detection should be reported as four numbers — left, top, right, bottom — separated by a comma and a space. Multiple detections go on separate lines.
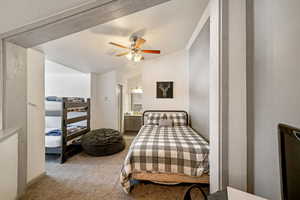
109, 36, 161, 62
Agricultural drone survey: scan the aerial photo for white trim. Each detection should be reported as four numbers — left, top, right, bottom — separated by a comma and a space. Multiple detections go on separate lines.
186, 0, 223, 193
209, 0, 221, 193
16, 172, 46, 200
227, 0, 247, 191
26, 172, 46, 188
0, 40, 3, 130
186, 4, 210, 50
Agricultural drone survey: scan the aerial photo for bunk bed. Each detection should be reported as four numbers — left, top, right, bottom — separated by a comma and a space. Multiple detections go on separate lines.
45, 97, 90, 163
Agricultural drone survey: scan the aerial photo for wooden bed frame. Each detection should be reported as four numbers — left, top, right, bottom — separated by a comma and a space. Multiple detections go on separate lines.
132, 172, 209, 184
45, 97, 91, 163
132, 110, 210, 185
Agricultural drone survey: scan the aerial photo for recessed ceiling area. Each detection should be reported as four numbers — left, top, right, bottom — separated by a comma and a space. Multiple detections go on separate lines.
36, 0, 209, 73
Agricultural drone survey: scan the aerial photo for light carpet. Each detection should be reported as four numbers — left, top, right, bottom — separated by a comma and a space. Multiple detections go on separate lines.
21, 136, 208, 200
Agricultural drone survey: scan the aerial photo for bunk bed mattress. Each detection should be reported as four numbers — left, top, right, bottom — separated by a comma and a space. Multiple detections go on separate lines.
45, 112, 87, 128
45, 101, 62, 111
120, 125, 209, 193
45, 126, 86, 148
45, 99, 86, 116
45, 128, 62, 148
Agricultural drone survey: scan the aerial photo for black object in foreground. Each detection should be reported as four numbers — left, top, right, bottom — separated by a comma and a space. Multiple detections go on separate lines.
183, 184, 208, 200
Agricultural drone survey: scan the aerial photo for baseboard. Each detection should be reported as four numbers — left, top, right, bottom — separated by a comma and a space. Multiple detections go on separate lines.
26, 172, 46, 188
16, 172, 46, 199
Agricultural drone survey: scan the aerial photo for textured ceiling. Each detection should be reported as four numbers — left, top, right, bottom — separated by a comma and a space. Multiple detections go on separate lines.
37, 0, 209, 73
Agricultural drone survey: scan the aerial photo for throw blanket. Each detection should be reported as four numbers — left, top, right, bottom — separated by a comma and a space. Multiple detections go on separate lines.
46, 125, 86, 136
120, 125, 209, 193
45, 96, 62, 102
46, 129, 62, 136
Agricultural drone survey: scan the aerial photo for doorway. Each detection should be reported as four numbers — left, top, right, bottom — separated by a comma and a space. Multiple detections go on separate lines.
0, 0, 225, 197
117, 84, 123, 133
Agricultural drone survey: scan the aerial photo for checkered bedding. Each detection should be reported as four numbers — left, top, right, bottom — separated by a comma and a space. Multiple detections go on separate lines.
120, 125, 209, 193
145, 112, 187, 126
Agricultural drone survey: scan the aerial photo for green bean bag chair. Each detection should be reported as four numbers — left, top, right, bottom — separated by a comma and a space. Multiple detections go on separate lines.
81, 128, 125, 156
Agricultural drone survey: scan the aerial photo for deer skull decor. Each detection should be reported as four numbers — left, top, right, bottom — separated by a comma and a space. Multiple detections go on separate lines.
156, 82, 173, 98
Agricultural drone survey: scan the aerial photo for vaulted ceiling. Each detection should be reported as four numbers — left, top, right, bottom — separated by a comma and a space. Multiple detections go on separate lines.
36, 0, 209, 73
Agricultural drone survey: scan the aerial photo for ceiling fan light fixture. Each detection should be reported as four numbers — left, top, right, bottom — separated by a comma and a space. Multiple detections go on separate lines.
126, 51, 142, 62
133, 53, 142, 62
126, 51, 133, 60
109, 37, 160, 63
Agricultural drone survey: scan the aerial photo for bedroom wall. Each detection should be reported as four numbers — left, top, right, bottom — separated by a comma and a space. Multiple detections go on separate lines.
141, 50, 189, 111
93, 71, 118, 129
45, 60, 91, 98
247, 0, 300, 199
92, 50, 189, 129
188, 20, 210, 139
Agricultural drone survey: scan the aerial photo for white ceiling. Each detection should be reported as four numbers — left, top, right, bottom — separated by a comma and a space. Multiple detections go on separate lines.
36, 0, 209, 74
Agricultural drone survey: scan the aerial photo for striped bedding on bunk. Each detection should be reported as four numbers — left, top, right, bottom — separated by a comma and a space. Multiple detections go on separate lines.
46, 125, 86, 136
45, 126, 86, 148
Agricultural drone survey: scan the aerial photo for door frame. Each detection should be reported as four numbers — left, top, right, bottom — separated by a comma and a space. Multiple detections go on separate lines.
0, 0, 238, 195
117, 84, 123, 133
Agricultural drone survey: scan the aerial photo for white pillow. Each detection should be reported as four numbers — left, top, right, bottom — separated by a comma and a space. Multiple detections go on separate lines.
159, 119, 173, 127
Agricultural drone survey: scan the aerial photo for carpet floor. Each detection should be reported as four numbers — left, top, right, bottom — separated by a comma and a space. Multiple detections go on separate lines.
21, 136, 208, 200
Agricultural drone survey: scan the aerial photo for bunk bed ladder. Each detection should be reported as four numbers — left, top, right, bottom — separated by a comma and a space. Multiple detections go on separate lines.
60, 98, 68, 163
60, 97, 91, 164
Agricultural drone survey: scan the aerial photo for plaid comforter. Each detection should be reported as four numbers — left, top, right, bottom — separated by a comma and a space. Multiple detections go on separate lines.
120, 125, 209, 193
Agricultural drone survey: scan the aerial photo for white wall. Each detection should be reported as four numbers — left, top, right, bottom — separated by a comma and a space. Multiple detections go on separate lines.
92, 71, 118, 129
0, 133, 18, 200
4, 42, 28, 195
0, 0, 94, 34
45, 60, 90, 98
27, 49, 45, 183
189, 20, 210, 140
92, 52, 190, 129
141, 50, 189, 111
248, 0, 300, 199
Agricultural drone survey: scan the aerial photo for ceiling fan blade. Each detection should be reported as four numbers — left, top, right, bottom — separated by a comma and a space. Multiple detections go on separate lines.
141, 50, 161, 54
135, 38, 146, 48
109, 42, 129, 49
116, 52, 129, 57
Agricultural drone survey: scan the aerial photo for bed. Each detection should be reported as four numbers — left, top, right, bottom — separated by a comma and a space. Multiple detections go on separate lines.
120, 110, 209, 193
45, 97, 91, 163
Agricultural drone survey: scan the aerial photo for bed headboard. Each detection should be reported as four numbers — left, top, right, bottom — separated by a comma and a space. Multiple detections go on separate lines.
142, 110, 189, 126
